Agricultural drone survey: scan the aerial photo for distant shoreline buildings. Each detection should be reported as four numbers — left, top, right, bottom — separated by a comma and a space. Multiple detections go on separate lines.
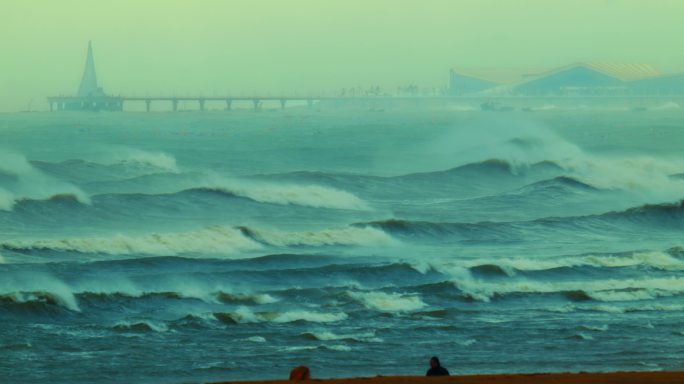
448, 63, 684, 96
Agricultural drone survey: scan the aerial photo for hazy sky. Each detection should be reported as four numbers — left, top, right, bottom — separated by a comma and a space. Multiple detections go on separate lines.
1, 0, 683, 111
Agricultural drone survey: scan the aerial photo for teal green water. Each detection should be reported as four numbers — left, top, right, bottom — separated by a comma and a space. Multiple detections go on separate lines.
1, 108, 683, 383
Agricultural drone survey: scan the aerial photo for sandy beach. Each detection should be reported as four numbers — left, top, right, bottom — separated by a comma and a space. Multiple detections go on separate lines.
212, 371, 684, 384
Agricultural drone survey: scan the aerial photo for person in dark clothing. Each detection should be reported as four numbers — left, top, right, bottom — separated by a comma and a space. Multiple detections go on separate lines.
426, 356, 450, 376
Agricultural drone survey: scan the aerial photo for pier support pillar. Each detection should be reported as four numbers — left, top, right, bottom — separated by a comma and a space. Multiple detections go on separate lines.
280, 99, 286, 109
199, 99, 205, 111
145, 100, 151, 112
172, 99, 178, 112
225, 99, 232, 110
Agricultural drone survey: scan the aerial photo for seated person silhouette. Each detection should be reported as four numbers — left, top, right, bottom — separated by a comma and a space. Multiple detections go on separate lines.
426, 356, 449, 376
289, 365, 310, 380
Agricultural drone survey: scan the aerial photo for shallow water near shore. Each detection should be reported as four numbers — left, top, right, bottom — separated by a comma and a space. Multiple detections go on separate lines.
1, 107, 684, 383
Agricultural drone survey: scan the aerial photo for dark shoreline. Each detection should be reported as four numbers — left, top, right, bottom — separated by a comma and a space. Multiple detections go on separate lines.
211, 371, 684, 384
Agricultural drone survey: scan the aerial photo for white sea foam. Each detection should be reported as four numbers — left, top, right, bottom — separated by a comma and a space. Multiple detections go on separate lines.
393, 119, 684, 201
579, 324, 609, 332
304, 330, 381, 343
324, 345, 352, 352
1, 226, 263, 256
0, 149, 91, 207
347, 291, 426, 312
651, 102, 680, 110
0, 188, 15, 211
98, 148, 179, 172
203, 178, 369, 210
217, 307, 348, 324
441, 262, 684, 302
0, 273, 80, 312
0, 150, 33, 176
456, 339, 477, 346
246, 336, 266, 343
215, 291, 278, 304
244, 226, 399, 247
463, 251, 684, 273
272, 310, 348, 323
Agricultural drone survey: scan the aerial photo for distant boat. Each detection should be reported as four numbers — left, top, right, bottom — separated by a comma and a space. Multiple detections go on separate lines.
481, 101, 515, 111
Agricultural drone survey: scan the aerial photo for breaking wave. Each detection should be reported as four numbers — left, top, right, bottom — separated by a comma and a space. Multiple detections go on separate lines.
237, 226, 399, 247
346, 291, 426, 312
112, 320, 169, 333
301, 330, 381, 343
443, 276, 684, 303
214, 307, 347, 324
0, 290, 80, 312
95, 148, 179, 173
189, 179, 369, 210
0, 150, 91, 210
0, 227, 263, 256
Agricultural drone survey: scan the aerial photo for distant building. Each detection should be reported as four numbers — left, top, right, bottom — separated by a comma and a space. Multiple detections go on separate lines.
449, 62, 684, 96
48, 42, 123, 111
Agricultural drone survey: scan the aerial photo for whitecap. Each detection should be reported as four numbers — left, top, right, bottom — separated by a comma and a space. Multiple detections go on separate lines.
347, 291, 426, 312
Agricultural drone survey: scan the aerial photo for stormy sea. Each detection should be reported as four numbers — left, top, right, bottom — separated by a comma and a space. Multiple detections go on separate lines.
1, 106, 683, 383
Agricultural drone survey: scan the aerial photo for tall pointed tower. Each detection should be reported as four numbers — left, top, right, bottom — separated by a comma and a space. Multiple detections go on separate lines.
77, 41, 101, 97
48, 41, 122, 111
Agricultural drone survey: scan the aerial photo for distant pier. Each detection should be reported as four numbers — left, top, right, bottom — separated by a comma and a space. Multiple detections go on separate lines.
48, 42, 684, 112
47, 94, 684, 112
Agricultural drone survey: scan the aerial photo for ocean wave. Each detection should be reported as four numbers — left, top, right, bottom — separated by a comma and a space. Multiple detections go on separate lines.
188, 178, 369, 210
105, 149, 178, 172
443, 276, 684, 303
398, 159, 564, 180
570, 333, 594, 341
0, 188, 14, 211
462, 251, 684, 275
112, 320, 169, 333
0, 150, 91, 210
651, 102, 680, 110
0, 274, 81, 312
246, 336, 266, 343
0, 290, 80, 312
357, 200, 684, 241
521, 176, 600, 192
215, 291, 278, 305
346, 291, 426, 312
301, 330, 381, 343
577, 324, 609, 332
0, 150, 33, 176
238, 226, 399, 247
281, 344, 353, 353
354, 218, 519, 242
0, 226, 263, 256
214, 307, 348, 324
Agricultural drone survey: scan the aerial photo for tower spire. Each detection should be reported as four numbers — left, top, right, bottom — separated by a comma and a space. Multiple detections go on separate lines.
77, 41, 100, 97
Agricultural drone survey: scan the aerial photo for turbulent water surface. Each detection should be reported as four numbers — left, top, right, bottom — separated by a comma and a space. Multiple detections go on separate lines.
1, 108, 684, 383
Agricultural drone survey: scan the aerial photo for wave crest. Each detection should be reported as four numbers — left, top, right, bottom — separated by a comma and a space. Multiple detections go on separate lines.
346, 291, 426, 312
0, 226, 262, 256
192, 179, 369, 210
214, 307, 348, 324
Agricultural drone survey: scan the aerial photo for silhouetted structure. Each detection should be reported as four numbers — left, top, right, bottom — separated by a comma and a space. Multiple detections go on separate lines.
47, 41, 123, 111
